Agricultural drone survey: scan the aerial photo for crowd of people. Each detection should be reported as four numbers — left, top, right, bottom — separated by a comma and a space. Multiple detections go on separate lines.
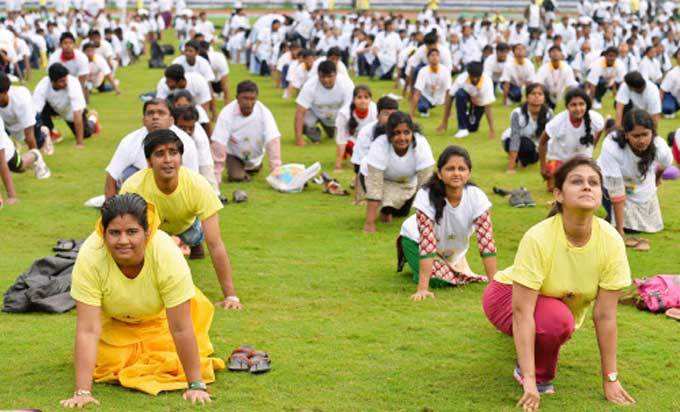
1, 0, 679, 410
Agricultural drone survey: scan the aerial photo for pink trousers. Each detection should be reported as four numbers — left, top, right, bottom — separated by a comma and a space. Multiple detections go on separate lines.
482, 280, 575, 383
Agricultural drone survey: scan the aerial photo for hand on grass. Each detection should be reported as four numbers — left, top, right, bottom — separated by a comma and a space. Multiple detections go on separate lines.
410, 289, 434, 301
517, 380, 540, 411
60, 394, 100, 408
7, 197, 18, 205
604, 381, 635, 406
183, 389, 212, 405
436, 124, 447, 134
363, 222, 376, 233
215, 298, 243, 310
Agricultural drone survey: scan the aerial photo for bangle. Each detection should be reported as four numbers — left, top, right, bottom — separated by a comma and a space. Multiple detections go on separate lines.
188, 381, 207, 391
74, 389, 91, 397
226, 296, 240, 303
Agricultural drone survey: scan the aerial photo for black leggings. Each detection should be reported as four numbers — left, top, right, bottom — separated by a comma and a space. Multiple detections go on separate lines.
503, 137, 539, 167
40, 103, 93, 139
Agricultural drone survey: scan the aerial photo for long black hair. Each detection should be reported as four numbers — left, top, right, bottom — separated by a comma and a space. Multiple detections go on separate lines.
521, 83, 550, 141
564, 87, 594, 147
614, 109, 657, 176
347, 85, 372, 136
424, 145, 473, 224
385, 111, 421, 148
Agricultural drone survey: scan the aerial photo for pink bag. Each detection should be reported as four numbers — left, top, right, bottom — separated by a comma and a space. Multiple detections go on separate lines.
634, 275, 680, 313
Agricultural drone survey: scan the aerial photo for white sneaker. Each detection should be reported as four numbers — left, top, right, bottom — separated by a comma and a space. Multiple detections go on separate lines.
40, 126, 54, 155
282, 90, 290, 99
664, 113, 676, 119
454, 129, 470, 139
593, 101, 602, 110
419, 111, 430, 118
30, 149, 51, 179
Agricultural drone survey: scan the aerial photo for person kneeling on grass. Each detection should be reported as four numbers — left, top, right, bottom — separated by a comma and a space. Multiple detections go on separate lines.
211, 80, 282, 182
361, 111, 434, 233
120, 129, 242, 310
61, 194, 224, 408
398, 145, 497, 301
33, 63, 99, 148
598, 109, 672, 238
334, 85, 376, 171
437, 61, 496, 139
502, 83, 552, 174
483, 157, 635, 411
410, 48, 451, 119
0, 120, 51, 206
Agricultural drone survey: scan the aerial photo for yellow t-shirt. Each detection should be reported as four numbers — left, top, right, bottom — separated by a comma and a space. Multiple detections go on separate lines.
494, 214, 631, 328
70, 229, 196, 323
120, 167, 223, 235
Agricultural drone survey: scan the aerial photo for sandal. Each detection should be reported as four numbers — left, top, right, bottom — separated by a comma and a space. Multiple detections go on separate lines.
634, 238, 650, 252
666, 308, 680, 321
249, 351, 271, 374
323, 180, 349, 196
624, 237, 641, 248
228, 346, 254, 372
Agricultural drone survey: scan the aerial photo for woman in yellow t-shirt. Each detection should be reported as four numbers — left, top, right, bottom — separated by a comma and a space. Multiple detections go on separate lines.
482, 157, 635, 411
60, 194, 225, 408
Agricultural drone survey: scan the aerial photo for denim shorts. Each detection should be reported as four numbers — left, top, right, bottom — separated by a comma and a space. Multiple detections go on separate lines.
178, 218, 204, 247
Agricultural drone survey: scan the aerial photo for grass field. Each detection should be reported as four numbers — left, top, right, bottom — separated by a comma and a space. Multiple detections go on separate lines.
1, 31, 679, 412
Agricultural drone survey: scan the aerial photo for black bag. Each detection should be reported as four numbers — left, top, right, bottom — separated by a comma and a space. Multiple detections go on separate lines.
161, 44, 175, 56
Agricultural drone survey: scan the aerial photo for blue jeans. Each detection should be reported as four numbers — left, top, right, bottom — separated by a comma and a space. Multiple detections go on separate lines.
455, 89, 485, 132
417, 95, 433, 114
503, 82, 523, 103
178, 218, 204, 247
281, 64, 290, 88
662, 92, 679, 115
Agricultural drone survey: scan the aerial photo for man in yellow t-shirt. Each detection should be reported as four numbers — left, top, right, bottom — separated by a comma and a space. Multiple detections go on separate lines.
121, 129, 242, 310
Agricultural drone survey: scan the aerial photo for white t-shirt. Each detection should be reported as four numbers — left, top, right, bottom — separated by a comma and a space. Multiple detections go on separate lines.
105, 125, 199, 180
156, 71, 212, 105
360, 133, 435, 185
88, 54, 112, 78
296, 75, 354, 127
400, 185, 492, 264
449, 72, 496, 107
0, 86, 36, 139
660, 67, 680, 102
207, 50, 229, 79
534, 61, 578, 102
598, 135, 672, 204
499, 58, 536, 87
483, 54, 507, 83
32, 75, 86, 122
351, 120, 379, 166
289, 62, 311, 89
171, 55, 216, 82
414, 64, 452, 106
334, 101, 377, 145
586, 57, 626, 86
211, 100, 280, 169
192, 124, 213, 168
0, 119, 17, 162
48, 48, 90, 77
545, 110, 605, 161
615, 81, 661, 115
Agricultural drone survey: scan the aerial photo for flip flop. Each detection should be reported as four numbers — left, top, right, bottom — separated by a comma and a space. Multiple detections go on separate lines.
625, 237, 641, 248
323, 180, 349, 196
665, 308, 680, 321
634, 238, 650, 252
249, 351, 271, 374
228, 346, 255, 372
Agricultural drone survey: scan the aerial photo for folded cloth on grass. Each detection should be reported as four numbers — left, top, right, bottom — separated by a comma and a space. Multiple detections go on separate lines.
3, 239, 84, 313
94, 287, 225, 395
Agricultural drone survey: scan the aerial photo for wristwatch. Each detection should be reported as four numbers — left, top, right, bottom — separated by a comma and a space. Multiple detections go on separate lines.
226, 296, 240, 303
605, 372, 618, 382
74, 389, 92, 397
188, 381, 208, 391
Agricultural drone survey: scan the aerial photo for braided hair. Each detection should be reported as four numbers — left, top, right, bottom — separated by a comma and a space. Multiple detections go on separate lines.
521, 83, 550, 141
564, 87, 594, 147
347, 85, 372, 137
614, 109, 657, 176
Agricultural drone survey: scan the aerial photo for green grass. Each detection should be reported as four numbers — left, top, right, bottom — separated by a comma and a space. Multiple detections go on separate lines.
1, 32, 680, 412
